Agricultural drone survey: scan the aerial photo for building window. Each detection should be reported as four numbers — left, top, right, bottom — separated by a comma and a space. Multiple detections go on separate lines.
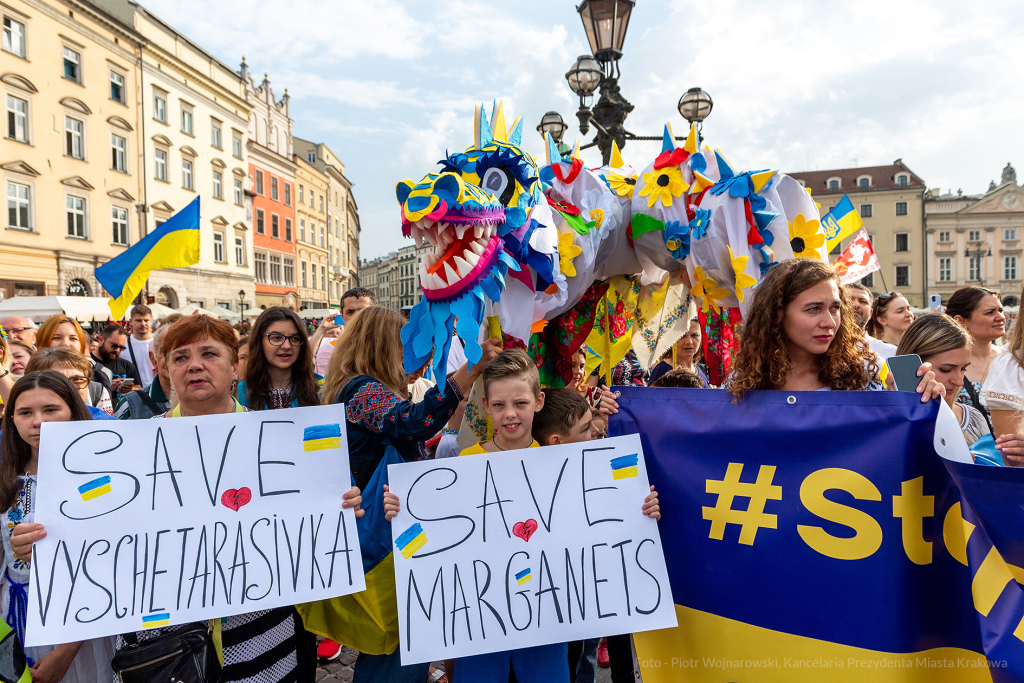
307, 152, 315, 164
320, 226, 325, 248
233, 178, 243, 206
154, 91, 167, 123
860, 204, 872, 218
301, 262, 307, 287
968, 229, 981, 242
299, 219, 305, 242
1005, 256, 1019, 281
7, 181, 30, 230
858, 177, 870, 189
256, 209, 264, 234
862, 272, 874, 288
232, 132, 242, 159
335, 217, 339, 236
299, 185, 304, 203
213, 170, 223, 199
895, 233, 909, 252
897, 174, 908, 187
181, 107, 193, 135
3, 16, 26, 58
254, 170, 264, 195
319, 195, 324, 212
111, 206, 129, 245
6, 94, 28, 143
63, 46, 81, 83
182, 159, 193, 190
254, 252, 267, 283
235, 236, 244, 265
309, 191, 314, 208
65, 116, 84, 159
938, 230, 950, 243
285, 218, 292, 241
284, 258, 294, 286
1005, 228, 1017, 241
828, 179, 839, 191
155, 149, 167, 181
111, 133, 127, 173
284, 183, 291, 206
271, 214, 279, 238
271, 177, 278, 201
938, 257, 951, 282
895, 202, 907, 216
968, 256, 981, 281
321, 266, 326, 291
110, 71, 125, 104
66, 195, 86, 238
270, 254, 282, 284
895, 265, 909, 288
211, 121, 222, 149
310, 263, 316, 289
214, 232, 225, 262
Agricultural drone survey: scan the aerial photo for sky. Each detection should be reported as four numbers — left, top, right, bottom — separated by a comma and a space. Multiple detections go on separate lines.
142, 0, 1024, 260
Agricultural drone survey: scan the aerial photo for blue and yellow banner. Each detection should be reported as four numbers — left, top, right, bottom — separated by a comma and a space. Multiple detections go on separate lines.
613, 388, 1024, 683
96, 196, 201, 320
821, 194, 864, 250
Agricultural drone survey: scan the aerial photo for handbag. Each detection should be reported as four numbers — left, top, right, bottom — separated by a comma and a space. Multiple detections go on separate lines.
111, 622, 221, 683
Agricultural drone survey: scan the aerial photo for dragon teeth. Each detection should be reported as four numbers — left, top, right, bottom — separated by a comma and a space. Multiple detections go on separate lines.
469, 240, 485, 256
454, 222, 470, 240
454, 256, 473, 277
464, 251, 480, 267
443, 261, 459, 284
474, 225, 483, 239
432, 272, 446, 289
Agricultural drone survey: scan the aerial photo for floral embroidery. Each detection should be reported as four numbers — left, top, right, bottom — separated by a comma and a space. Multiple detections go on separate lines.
346, 381, 401, 433
6, 477, 33, 571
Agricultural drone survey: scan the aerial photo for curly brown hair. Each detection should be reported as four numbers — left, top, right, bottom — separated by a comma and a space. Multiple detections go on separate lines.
726, 259, 878, 399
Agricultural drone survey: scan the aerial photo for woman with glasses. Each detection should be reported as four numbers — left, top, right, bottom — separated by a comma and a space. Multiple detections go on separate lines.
238, 307, 329, 409
23, 347, 117, 421
867, 292, 915, 348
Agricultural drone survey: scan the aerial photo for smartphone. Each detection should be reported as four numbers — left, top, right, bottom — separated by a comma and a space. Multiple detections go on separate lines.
334, 314, 344, 325
929, 294, 943, 313
888, 354, 923, 392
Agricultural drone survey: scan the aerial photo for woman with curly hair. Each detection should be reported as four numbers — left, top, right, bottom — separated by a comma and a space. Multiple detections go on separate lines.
726, 259, 943, 401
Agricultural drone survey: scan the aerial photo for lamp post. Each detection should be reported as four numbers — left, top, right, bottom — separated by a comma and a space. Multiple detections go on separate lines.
965, 245, 992, 285
549, 0, 713, 165
237, 289, 246, 313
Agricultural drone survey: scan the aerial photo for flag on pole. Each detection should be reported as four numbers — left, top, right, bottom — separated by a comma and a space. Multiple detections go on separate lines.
96, 197, 201, 320
832, 228, 880, 285
821, 194, 863, 249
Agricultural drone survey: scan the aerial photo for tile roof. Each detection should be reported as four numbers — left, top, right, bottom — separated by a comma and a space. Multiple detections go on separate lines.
788, 161, 925, 195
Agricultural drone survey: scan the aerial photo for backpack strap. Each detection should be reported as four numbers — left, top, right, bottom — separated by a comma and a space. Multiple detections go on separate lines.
962, 376, 996, 437
135, 389, 162, 416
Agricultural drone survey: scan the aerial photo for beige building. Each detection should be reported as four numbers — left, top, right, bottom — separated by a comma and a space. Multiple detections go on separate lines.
925, 163, 1023, 306
358, 252, 397, 309
294, 137, 359, 296
293, 153, 330, 309
2, 0, 142, 300
790, 161, 928, 307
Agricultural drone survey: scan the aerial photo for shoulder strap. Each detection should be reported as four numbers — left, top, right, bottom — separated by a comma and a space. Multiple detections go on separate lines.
126, 335, 139, 369
135, 389, 161, 415
962, 376, 996, 436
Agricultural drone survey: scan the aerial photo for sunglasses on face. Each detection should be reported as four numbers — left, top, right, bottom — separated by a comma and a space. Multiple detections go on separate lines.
264, 333, 305, 347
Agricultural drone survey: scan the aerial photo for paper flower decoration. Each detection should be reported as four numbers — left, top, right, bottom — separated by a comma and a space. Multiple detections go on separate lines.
558, 231, 583, 278
663, 220, 691, 261
689, 208, 711, 240
788, 214, 825, 259
581, 188, 621, 237
728, 245, 758, 303
691, 266, 732, 313
639, 166, 688, 208
605, 172, 638, 197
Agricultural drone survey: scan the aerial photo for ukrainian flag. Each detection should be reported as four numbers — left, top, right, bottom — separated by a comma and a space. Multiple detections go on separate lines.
142, 613, 170, 629
78, 475, 112, 501
515, 568, 532, 586
394, 523, 428, 559
610, 454, 639, 480
303, 424, 342, 452
821, 194, 864, 250
95, 196, 201, 320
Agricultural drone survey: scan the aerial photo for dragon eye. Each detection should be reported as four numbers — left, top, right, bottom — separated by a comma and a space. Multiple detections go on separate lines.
481, 167, 512, 203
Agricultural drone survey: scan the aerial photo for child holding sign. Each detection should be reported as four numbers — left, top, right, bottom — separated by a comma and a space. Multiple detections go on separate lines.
2, 371, 117, 683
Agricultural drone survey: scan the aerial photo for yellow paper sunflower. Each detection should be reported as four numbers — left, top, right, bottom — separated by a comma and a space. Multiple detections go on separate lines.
728, 246, 758, 303
558, 231, 583, 278
691, 266, 732, 313
788, 214, 826, 259
639, 166, 688, 208
606, 172, 638, 198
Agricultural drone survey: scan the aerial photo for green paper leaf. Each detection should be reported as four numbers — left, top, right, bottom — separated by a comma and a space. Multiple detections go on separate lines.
632, 213, 666, 238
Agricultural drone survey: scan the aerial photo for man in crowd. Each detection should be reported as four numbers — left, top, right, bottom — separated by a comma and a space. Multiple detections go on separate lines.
315, 287, 379, 375
114, 321, 173, 419
0, 316, 36, 344
91, 323, 142, 393
124, 305, 156, 387
845, 282, 896, 360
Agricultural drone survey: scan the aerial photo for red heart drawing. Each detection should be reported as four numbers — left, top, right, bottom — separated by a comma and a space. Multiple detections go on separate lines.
512, 519, 539, 542
221, 487, 252, 511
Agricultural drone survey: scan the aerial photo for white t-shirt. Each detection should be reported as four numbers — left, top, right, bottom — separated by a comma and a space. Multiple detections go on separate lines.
980, 352, 1024, 413
316, 334, 340, 376
447, 337, 467, 375
127, 336, 155, 386
866, 335, 897, 362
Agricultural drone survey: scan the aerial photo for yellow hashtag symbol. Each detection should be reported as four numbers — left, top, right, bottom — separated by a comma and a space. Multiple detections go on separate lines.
703, 463, 783, 545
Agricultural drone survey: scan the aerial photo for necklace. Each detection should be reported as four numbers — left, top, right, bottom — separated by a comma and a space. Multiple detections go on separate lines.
803, 375, 820, 391
491, 437, 507, 451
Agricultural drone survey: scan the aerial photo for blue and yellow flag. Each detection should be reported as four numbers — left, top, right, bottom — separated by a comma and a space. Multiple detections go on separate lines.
96, 196, 201, 320
614, 388, 1024, 683
821, 194, 864, 250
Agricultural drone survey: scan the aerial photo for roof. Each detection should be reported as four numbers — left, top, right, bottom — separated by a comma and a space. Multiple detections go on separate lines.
788, 160, 925, 195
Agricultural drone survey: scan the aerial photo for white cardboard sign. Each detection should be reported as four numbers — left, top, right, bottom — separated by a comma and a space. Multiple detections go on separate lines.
26, 405, 364, 646
387, 434, 676, 665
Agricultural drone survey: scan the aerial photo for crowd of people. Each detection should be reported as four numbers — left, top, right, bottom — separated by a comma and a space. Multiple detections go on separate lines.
0, 258, 1022, 683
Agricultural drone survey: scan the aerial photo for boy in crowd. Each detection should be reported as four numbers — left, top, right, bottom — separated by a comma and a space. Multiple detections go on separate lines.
532, 388, 593, 445
648, 368, 705, 388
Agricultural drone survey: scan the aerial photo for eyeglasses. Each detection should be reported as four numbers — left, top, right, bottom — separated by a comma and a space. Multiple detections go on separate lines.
66, 376, 90, 388
8, 326, 33, 334
264, 333, 305, 346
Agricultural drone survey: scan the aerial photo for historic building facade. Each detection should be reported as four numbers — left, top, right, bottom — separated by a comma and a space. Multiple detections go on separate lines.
292, 151, 329, 309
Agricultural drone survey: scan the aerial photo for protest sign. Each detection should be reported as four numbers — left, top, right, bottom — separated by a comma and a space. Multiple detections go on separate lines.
26, 405, 364, 646
386, 434, 676, 665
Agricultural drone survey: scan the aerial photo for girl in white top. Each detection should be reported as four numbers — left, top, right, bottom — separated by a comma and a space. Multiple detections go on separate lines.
980, 285, 1024, 450
946, 286, 1006, 413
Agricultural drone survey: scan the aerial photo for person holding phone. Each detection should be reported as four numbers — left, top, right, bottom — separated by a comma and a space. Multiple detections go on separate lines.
726, 259, 943, 401
89, 324, 141, 393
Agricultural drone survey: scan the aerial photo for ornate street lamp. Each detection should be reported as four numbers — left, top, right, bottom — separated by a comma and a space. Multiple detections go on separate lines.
237, 288, 246, 312
565, 55, 604, 136
537, 111, 569, 143
577, 0, 634, 66
678, 87, 713, 127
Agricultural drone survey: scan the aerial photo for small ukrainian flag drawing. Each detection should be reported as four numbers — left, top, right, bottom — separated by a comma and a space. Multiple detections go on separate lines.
142, 612, 170, 629
304, 424, 342, 452
515, 568, 532, 586
78, 476, 112, 501
610, 454, 639, 480
395, 523, 428, 560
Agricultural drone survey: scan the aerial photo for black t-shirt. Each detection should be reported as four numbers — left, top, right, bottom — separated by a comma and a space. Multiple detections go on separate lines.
92, 353, 141, 386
